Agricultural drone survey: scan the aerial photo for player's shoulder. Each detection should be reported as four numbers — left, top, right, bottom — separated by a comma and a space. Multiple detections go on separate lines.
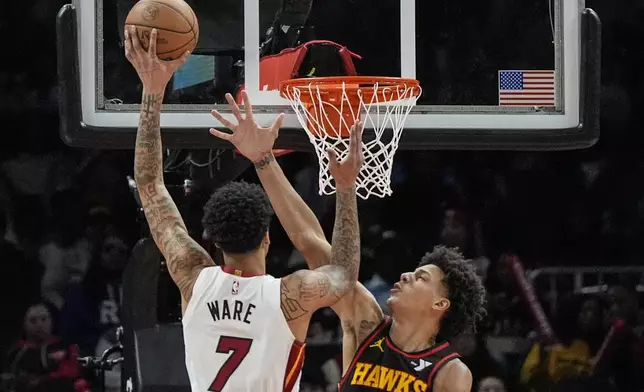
441, 358, 469, 374
191, 265, 262, 295
191, 265, 222, 282
432, 358, 472, 392
205, 265, 278, 280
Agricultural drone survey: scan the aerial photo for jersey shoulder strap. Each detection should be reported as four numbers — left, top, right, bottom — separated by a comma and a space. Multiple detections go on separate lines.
182, 266, 221, 323
425, 343, 461, 387
260, 274, 283, 314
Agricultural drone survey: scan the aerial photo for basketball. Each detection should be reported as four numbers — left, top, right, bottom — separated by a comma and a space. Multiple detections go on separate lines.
125, 0, 199, 61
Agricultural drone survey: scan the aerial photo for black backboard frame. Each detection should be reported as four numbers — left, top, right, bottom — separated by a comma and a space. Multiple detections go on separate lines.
57, 5, 601, 151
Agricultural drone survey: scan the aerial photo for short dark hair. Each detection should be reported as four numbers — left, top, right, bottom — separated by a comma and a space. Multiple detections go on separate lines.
419, 245, 487, 339
202, 181, 273, 254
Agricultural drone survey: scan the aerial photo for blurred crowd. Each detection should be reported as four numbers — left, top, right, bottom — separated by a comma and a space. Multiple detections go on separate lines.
2, 0, 644, 392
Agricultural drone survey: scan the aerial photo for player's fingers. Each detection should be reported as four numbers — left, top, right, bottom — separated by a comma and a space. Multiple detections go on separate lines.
148, 29, 158, 57
327, 149, 339, 167
211, 110, 237, 129
209, 129, 234, 141
179, 51, 190, 65
270, 113, 285, 135
169, 51, 190, 69
352, 122, 362, 143
124, 29, 133, 60
225, 93, 244, 122
353, 122, 364, 162
242, 91, 254, 121
129, 26, 144, 54
349, 123, 359, 158
347, 126, 356, 158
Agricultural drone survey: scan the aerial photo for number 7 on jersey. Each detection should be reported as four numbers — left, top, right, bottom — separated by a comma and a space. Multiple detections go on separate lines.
209, 336, 253, 391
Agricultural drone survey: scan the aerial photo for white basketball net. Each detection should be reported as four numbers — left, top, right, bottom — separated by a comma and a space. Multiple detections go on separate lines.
283, 81, 421, 200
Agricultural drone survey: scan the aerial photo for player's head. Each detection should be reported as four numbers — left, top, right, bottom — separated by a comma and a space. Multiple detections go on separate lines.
387, 245, 486, 339
202, 181, 273, 257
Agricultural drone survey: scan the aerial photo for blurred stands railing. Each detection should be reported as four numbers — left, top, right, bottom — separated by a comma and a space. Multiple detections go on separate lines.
528, 266, 644, 314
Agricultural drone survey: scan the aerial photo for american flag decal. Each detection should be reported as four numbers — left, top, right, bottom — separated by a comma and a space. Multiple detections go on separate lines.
498, 70, 555, 107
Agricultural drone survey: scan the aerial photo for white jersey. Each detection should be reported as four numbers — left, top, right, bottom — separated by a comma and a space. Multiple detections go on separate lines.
182, 266, 303, 392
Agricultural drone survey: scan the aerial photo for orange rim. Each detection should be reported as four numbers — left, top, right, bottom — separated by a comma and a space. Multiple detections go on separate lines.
279, 76, 421, 104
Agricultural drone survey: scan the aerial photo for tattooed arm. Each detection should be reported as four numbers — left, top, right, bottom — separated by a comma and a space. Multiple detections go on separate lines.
255, 153, 384, 350
135, 91, 215, 308
251, 132, 382, 364
253, 153, 383, 369
134, 91, 214, 309
280, 185, 361, 342
124, 26, 213, 311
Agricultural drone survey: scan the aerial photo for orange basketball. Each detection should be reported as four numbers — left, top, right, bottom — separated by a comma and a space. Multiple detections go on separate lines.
125, 0, 199, 61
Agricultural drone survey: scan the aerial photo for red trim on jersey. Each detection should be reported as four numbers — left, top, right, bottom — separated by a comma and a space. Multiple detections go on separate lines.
220, 266, 264, 278
426, 352, 460, 386
384, 339, 450, 359
283, 340, 306, 392
338, 316, 391, 389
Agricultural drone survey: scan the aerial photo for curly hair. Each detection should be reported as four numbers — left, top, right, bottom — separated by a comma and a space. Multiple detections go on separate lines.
419, 245, 487, 339
202, 181, 273, 254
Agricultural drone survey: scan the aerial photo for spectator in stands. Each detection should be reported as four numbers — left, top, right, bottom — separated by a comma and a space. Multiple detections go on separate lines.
439, 209, 489, 265
39, 191, 92, 309
455, 322, 509, 392
599, 280, 644, 391
477, 376, 507, 392
486, 256, 532, 337
606, 278, 640, 327
0, 209, 42, 353
519, 295, 608, 391
58, 233, 129, 356
0, 302, 87, 392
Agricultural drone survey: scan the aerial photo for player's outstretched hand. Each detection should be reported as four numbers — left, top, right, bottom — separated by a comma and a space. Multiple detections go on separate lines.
327, 122, 364, 190
210, 91, 285, 163
124, 27, 190, 92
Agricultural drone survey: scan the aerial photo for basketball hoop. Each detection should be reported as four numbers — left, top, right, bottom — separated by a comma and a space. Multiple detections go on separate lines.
280, 76, 421, 199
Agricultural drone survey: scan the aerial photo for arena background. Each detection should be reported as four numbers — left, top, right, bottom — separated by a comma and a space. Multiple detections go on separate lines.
0, 1, 643, 392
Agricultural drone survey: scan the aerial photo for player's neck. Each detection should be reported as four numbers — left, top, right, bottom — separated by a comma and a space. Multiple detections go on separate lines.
389, 317, 439, 352
222, 252, 266, 275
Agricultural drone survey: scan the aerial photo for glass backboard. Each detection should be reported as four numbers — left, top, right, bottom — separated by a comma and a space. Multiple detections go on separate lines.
56, 0, 601, 150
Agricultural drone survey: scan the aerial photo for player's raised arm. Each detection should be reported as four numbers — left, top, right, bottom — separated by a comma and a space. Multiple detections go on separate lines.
210, 93, 329, 264
125, 27, 214, 307
278, 125, 363, 326
210, 94, 384, 352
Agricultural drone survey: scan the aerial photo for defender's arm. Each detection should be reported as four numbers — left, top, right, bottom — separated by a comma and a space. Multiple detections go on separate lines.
210, 94, 384, 353
255, 153, 383, 300
281, 184, 360, 312
254, 153, 330, 266
280, 184, 361, 341
259, 136, 383, 366
433, 360, 473, 392
134, 90, 215, 307
256, 153, 384, 349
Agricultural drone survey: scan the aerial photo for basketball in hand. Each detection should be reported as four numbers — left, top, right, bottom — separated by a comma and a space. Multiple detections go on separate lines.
125, 0, 199, 60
